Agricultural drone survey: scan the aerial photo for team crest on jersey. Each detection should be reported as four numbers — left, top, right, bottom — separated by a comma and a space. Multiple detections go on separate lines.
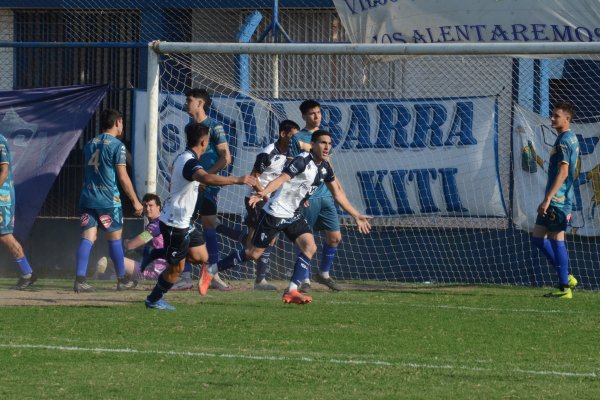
80, 213, 90, 227
99, 214, 113, 228
321, 167, 327, 176
0, 194, 10, 202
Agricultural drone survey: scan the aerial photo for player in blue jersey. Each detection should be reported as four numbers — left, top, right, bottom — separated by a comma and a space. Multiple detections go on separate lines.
183, 88, 232, 290
74, 109, 143, 293
198, 130, 371, 304
215, 119, 300, 290
288, 100, 346, 292
0, 134, 37, 290
144, 123, 255, 310
531, 102, 580, 299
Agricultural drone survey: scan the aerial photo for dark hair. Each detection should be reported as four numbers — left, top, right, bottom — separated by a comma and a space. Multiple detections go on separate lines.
299, 99, 321, 115
100, 109, 122, 131
311, 129, 331, 143
185, 88, 212, 112
553, 101, 575, 120
279, 119, 300, 134
142, 193, 161, 208
185, 122, 210, 147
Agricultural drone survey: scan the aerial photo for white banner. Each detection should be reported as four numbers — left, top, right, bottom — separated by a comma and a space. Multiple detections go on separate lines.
513, 104, 600, 236
134, 92, 506, 219
332, 0, 600, 44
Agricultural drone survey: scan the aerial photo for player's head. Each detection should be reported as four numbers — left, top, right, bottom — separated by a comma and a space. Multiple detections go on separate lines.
142, 193, 161, 219
278, 119, 300, 143
100, 109, 123, 136
551, 102, 574, 133
299, 99, 321, 130
185, 122, 210, 151
310, 129, 332, 161
185, 88, 212, 115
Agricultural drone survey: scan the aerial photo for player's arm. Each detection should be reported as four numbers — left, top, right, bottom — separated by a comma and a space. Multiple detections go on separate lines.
206, 141, 231, 175
257, 173, 291, 198
298, 140, 311, 152
0, 162, 8, 188
192, 168, 255, 187
116, 164, 143, 216
537, 161, 569, 216
326, 178, 371, 235
124, 231, 150, 250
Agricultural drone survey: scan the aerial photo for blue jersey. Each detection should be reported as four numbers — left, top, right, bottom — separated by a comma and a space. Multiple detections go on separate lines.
195, 117, 227, 192
0, 134, 15, 207
79, 133, 127, 209
289, 128, 332, 199
546, 130, 580, 213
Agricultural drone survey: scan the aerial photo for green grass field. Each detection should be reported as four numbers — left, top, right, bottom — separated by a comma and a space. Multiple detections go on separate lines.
0, 279, 599, 399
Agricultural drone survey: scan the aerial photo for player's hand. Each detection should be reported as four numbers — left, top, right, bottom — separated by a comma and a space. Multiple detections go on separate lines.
198, 183, 207, 192
303, 200, 309, 208
537, 198, 551, 216
354, 214, 372, 235
248, 194, 263, 208
133, 200, 143, 217
239, 175, 257, 186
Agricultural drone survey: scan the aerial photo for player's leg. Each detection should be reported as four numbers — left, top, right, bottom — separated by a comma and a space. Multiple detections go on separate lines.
245, 198, 277, 290
312, 196, 342, 290
539, 206, 573, 298
282, 217, 315, 304
145, 222, 198, 310
298, 199, 321, 292
0, 204, 36, 290
75, 209, 98, 292
104, 207, 136, 290
197, 191, 230, 290
171, 261, 194, 291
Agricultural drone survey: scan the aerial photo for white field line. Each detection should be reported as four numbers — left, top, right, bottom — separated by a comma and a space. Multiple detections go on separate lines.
326, 300, 587, 315
0, 343, 595, 379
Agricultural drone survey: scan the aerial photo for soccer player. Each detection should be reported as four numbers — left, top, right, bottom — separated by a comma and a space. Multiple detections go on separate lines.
0, 134, 37, 290
288, 99, 345, 292
74, 109, 143, 293
199, 130, 371, 304
216, 119, 300, 290
144, 122, 255, 310
531, 102, 580, 299
184, 88, 231, 290
97, 193, 167, 281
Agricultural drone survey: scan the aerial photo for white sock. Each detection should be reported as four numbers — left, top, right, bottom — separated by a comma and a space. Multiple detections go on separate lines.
22, 273, 32, 279
302, 278, 310, 284
319, 271, 330, 279
288, 282, 298, 291
207, 263, 218, 275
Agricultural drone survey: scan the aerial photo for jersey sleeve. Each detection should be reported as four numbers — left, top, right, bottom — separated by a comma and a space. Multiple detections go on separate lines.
138, 219, 161, 243
182, 158, 204, 181
323, 161, 336, 183
115, 143, 127, 166
0, 140, 9, 164
282, 155, 307, 179
210, 124, 228, 146
558, 137, 574, 164
288, 135, 303, 157
253, 152, 271, 174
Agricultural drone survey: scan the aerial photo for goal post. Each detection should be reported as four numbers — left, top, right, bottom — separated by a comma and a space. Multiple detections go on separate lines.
143, 41, 600, 289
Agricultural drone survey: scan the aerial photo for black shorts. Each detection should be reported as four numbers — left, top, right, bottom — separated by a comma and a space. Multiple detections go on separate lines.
252, 210, 312, 249
535, 205, 571, 232
194, 189, 219, 218
159, 221, 205, 265
243, 196, 266, 229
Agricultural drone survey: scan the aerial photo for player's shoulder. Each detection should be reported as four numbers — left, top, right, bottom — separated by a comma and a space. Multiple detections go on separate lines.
261, 142, 277, 154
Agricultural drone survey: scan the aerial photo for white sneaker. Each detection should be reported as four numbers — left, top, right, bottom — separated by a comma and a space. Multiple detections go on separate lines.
171, 277, 193, 291
209, 273, 232, 291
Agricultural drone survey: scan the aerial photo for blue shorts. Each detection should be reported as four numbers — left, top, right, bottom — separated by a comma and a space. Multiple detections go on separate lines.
535, 205, 571, 232
194, 187, 219, 217
0, 204, 15, 234
80, 207, 123, 233
301, 196, 340, 232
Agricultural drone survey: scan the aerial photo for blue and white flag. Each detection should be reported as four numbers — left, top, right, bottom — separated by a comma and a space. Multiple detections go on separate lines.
0, 84, 108, 239
333, 0, 600, 44
135, 92, 506, 222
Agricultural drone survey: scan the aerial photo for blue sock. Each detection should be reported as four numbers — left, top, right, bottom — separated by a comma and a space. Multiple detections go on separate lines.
319, 244, 337, 274
255, 246, 273, 282
75, 238, 94, 278
291, 253, 311, 287
204, 228, 220, 264
218, 249, 247, 272
184, 262, 192, 273
531, 237, 556, 265
550, 239, 569, 287
16, 256, 32, 276
108, 239, 126, 279
147, 273, 174, 303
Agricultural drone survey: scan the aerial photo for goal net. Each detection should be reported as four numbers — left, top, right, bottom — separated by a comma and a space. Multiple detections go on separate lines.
139, 40, 600, 290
